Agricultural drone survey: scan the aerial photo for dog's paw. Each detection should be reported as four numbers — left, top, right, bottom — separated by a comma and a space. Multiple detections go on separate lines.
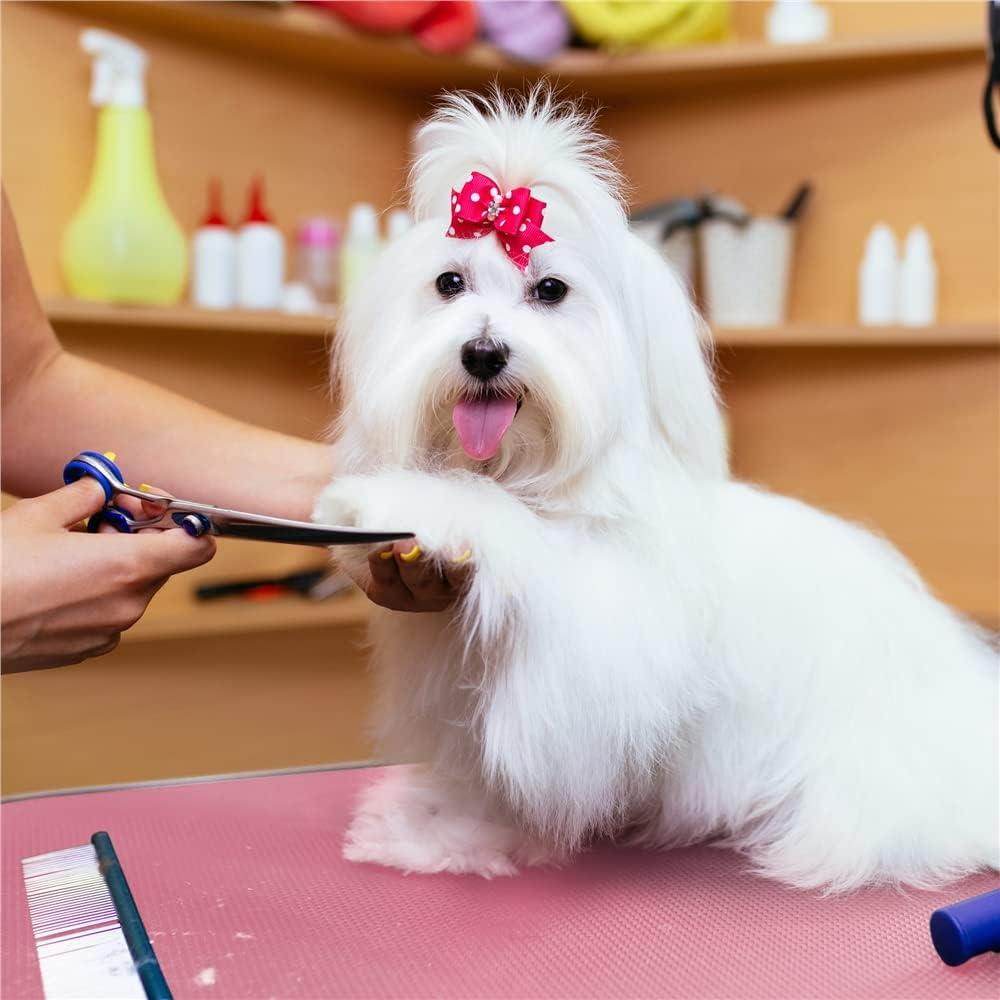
315, 472, 474, 557
342, 766, 528, 878
312, 476, 367, 530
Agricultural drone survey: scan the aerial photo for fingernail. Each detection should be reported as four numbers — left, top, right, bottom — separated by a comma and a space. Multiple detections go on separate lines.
379, 549, 395, 560
400, 544, 422, 563
102, 451, 117, 461
451, 549, 473, 564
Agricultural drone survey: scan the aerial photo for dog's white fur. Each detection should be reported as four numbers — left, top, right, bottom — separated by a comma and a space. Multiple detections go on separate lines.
316, 89, 999, 891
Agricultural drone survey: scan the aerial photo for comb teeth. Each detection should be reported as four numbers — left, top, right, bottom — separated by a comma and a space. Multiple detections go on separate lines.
22, 844, 147, 999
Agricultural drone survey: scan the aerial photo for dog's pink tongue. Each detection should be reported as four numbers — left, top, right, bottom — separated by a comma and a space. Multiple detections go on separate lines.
452, 396, 518, 461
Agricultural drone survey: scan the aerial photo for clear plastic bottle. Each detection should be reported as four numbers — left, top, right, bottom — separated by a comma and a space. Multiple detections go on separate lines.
339, 203, 381, 303
295, 218, 340, 305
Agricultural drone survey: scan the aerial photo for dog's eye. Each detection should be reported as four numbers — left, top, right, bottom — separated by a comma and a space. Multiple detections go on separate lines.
534, 277, 568, 304
436, 272, 465, 298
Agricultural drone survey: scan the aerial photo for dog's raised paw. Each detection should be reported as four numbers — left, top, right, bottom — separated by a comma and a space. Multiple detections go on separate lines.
312, 479, 365, 529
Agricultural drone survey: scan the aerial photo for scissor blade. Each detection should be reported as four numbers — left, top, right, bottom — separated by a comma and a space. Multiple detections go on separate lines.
213, 521, 414, 547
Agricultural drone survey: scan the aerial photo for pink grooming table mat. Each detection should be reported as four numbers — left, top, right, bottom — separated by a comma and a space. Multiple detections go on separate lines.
3, 766, 997, 1000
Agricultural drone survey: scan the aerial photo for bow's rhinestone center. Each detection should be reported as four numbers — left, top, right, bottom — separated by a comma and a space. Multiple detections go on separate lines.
485, 198, 503, 222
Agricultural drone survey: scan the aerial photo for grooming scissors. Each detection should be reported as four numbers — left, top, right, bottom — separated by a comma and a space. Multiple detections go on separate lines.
63, 451, 413, 548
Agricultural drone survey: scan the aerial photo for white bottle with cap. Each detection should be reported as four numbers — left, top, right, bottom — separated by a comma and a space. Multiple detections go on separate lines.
386, 208, 413, 242
191, 179, 236, 309
339, 203, 381, 303
898, 226, 938, 327
858, 223, 899, 326
767, 0, 831, 45
236, 176, 284, 310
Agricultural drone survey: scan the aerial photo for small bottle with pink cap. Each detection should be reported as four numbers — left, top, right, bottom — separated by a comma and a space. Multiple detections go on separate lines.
296, 217, 341, 306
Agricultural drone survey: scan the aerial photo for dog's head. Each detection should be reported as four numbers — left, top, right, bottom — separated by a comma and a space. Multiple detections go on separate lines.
335, 89, 727, 503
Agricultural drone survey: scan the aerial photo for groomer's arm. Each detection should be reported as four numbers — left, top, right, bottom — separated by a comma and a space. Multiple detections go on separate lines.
2, 190, 466, 614
1, 193, 329, 519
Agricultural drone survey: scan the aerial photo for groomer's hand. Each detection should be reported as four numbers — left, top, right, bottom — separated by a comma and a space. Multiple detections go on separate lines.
354, 541, 473, 613
1, 477, 215, 673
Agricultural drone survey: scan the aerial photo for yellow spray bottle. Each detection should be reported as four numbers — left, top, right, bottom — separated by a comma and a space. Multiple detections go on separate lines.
61, 29, 187, 304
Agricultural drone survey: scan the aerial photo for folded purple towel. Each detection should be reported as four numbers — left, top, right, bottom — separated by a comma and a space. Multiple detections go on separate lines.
476, 0, 571, 63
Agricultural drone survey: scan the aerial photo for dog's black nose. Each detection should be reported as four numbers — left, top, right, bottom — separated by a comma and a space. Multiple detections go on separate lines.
461, 337, 509, 381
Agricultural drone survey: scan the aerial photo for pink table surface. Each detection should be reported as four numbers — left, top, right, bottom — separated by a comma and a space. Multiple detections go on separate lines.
2, 765, 997, 1000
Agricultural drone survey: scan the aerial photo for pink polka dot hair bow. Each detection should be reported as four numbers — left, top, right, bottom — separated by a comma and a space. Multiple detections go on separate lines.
447, 171, 554, 271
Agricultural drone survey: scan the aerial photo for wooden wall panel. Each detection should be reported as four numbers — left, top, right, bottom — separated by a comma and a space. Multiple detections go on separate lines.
2, 0, 995, 796
58, 327, 335, 440
719, 345, 1000, 624
1, 626, 375, 796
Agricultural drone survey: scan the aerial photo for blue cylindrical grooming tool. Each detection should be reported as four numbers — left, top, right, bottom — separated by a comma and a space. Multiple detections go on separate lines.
930, 888, 1000, 966
91, 831, 173, 999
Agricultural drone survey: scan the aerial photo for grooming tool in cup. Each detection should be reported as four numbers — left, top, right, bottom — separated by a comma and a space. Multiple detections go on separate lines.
64, 451, 413, 547
22, 832, 171, 999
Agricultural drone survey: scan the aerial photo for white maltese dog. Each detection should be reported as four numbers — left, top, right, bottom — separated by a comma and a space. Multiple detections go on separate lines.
315, 89, 998, 891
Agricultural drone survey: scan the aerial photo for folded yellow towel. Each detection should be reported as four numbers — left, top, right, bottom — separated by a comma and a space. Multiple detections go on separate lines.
563, 0, 730, 49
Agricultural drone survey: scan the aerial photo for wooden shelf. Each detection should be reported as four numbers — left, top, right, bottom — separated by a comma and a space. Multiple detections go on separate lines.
44, 297, 336, 337
123, 540, 370, 644
45, 300, 997, 349
714, 324, 1000, 348
56, 1, 983, 99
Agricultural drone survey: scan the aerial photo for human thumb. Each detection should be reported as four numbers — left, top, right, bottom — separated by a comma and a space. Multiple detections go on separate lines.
37, 477, 110, 528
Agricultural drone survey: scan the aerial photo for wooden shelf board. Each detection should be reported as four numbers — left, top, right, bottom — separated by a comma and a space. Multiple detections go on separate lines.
55, 2, 983, 98
45, 300, 997, 349
714, 324, 1000, 348
44, 297, 336, 337
123, 540, 370, 644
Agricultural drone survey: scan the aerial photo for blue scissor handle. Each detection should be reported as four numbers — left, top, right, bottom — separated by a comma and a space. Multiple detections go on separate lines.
172, 512, 212, 538
87, 505, 136, 535
63, 451, 125, 503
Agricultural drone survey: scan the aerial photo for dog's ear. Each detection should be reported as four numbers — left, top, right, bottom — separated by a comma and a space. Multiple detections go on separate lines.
623, 235, 728, 480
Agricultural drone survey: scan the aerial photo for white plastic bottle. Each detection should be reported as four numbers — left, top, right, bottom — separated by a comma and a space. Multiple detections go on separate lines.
767, 0, 831, 45
898, 226, 938, 327
191, 179, 236, 309
858, 223, 899, 326
339, 203, 381, 303
236, 176, 284, 310
386, 208, 413, 242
